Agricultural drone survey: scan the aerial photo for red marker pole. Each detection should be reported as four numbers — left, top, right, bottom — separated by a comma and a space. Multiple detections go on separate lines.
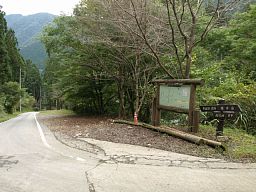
134, 112, 138, 125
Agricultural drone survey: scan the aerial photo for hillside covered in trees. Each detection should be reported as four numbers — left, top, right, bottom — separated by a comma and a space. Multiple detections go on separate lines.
5, 13, 56, 71
0, 8, 41, 117
41, 0, 255, 134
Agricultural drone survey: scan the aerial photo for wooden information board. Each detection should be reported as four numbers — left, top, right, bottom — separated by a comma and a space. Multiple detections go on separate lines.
152, 79, 204, 133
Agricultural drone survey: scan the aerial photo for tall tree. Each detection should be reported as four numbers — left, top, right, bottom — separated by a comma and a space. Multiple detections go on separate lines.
0, 9, 11, 85
104, 0, 241, 78
73, 0, 159, 116
24, 60, 42, 103
5, 29, 25, 82
0, 8, 40, 114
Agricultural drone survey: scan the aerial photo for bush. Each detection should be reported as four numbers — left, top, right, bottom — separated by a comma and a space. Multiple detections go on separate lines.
1, 82, 23, 114
0, 96, 6, 118
21, 92, 36, 111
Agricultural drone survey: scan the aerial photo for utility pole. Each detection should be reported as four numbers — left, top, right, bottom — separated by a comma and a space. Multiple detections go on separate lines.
19, 67, 22, 112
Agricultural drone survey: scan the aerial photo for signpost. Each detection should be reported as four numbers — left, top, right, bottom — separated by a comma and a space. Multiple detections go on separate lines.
199, 105, 241, 113
200, 99, 241, 136
152, 79, 204, 133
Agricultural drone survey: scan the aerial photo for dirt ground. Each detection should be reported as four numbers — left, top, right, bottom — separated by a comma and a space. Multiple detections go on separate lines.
38, 114, 229, 160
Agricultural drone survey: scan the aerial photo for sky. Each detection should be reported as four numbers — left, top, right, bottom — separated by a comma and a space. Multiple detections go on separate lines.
0, 0, 81, 16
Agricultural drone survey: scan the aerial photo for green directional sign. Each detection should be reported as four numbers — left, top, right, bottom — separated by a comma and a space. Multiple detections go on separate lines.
159, 85, 191, 110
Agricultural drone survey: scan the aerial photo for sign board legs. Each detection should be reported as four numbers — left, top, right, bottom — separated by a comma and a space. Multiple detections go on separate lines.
152, 98, 160, 126
216, 118, 225, 136
188, 84, 196, 132
155, 85, 161, 126
152, 98, 157, 126
216, 99, 225, 136
192, 110, 200, 133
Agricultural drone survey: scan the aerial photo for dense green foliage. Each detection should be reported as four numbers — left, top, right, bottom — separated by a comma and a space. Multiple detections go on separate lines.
194, 4, 256, 134
0, 9, 41, 116
40, 1, 255, 134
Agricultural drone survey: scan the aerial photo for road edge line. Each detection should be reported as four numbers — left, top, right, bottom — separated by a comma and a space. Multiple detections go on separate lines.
34, 113, 87, 162
34, 113, 52, 149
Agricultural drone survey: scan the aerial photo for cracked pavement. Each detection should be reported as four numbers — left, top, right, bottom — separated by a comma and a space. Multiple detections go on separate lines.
0, 112, 255, 192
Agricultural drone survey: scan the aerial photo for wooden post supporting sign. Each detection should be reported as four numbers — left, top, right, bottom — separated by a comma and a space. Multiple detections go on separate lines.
188, 84, 196, 132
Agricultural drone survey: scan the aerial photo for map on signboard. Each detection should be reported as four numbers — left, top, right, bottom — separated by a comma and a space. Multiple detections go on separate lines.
159, 85, 191, 110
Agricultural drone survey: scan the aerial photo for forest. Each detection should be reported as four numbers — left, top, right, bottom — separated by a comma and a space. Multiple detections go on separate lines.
0, 9, 41, 118
41, 0, 256, 134
0, 0, 255, 135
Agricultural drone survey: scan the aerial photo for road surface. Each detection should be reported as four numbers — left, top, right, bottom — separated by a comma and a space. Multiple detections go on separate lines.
0, 112, 255, 192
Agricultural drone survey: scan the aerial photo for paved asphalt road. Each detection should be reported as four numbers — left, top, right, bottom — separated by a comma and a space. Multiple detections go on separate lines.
0, 112, 255, 192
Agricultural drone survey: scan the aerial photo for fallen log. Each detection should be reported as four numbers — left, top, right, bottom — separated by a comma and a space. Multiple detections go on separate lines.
113, 120, 225, 150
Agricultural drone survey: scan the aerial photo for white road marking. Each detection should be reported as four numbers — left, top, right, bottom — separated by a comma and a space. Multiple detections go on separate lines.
76, 157, 86, 162
34, 113, 86, 162
34, 113, 51, 149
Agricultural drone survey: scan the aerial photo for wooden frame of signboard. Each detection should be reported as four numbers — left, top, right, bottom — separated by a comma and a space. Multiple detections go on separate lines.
152, 79, 204, 133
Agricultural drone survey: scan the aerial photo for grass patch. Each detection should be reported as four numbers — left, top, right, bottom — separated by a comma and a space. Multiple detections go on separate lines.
0, 112, 20, 123
40, 109, 75, 116
197, 125, 256, 162
224, 128, 256, 160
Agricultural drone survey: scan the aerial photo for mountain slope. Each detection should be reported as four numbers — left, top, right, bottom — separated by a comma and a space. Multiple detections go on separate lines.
5, 13, 56, 71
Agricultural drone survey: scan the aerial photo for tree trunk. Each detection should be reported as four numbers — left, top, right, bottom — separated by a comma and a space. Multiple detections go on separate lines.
117, 66, 126, 118
185, 53, 192, 79
134, 52, 140, 115
114, 120, 225, 150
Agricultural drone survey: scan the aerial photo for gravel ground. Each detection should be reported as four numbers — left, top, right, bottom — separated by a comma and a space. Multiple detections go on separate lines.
38, 114, 228, 160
